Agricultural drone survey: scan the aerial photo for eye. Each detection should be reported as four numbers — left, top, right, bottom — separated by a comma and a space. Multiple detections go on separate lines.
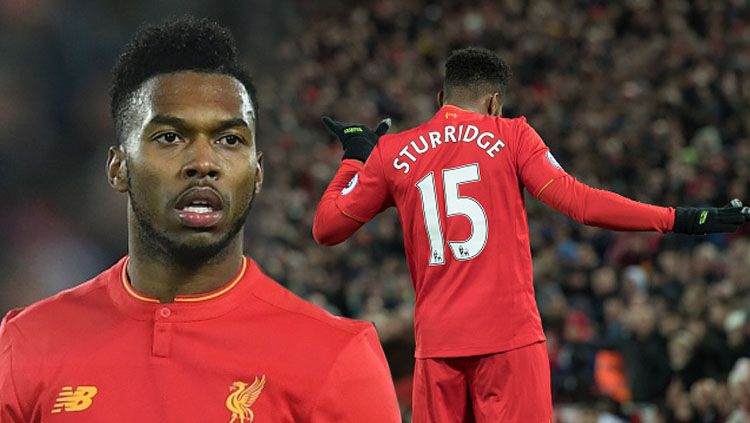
154, 132, 182, 144
218, 134, 244, 146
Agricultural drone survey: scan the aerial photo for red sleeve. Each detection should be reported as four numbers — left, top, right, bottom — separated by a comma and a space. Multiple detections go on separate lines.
0, 311, 30, 422
312, 160, 366, 245
514, 119, 674, 232
310, 326, 401, 422
538, 174, 675, 232
515, 118, 568, 196
313, 145, 393, 245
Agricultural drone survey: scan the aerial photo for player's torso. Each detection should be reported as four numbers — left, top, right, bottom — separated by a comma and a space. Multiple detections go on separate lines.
23, 310, 329, 422
381, 110, 531, 292
378, 108, 543, 356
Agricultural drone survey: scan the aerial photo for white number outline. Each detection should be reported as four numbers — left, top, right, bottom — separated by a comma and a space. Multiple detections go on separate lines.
416, 171, 446, 265
443, 163, 488, 261
415, 163, 489, 266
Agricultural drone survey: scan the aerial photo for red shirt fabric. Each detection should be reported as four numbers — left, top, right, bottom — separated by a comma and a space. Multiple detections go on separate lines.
0, 257, 400, 422
314, 105, 674, 358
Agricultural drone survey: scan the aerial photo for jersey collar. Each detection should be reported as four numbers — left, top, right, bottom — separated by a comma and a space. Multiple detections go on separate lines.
438, 104, 480, 120
441, 104, 474, 113
107, 256, 259, 321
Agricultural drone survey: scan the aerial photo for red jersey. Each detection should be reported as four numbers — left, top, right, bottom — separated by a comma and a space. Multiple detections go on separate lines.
314, 105, 674, 358
0, 257, 400, 422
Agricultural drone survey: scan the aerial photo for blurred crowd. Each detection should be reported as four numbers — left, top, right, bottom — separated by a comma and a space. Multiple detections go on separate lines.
1, 0, 749, 421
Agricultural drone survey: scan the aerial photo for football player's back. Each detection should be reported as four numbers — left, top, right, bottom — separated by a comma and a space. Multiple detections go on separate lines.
374, 106, 545, 358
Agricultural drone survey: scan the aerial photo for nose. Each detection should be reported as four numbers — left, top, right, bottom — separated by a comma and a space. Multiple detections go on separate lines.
181, 138, 220, 180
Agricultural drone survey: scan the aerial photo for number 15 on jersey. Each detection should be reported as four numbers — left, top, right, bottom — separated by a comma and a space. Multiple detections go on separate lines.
416, 163, 489, 266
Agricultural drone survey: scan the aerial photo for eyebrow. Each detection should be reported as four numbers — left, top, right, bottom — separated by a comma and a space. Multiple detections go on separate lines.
147, 114, 187, 129
215, 118, 251, 132
147, 115, 251, 132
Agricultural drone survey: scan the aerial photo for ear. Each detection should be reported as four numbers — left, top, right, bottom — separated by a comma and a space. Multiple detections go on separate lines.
437, 90, 445, 107
488, 93, 502, 117
253, 151, 264, 195
107, 146, 129, 193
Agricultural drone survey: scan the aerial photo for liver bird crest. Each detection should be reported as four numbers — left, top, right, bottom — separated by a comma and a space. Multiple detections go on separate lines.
226, 375, 266, 423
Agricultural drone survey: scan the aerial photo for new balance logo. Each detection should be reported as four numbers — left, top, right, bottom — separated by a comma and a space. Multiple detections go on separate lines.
52, 386, 98, 413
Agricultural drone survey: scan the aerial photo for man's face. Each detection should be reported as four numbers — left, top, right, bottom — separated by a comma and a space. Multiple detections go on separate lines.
107, 71, 263, 263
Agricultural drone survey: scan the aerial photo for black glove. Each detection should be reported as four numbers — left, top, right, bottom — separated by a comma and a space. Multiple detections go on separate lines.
673, 199, 750, 234
321, 116, 391, 162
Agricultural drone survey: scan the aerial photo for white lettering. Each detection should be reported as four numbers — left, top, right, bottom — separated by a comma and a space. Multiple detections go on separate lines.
399, 145, 417, 162
477, 132, 493, 149
394, 158, 410, 174
392, 127, 506, 174
411, 137, 429, 154
486, 139, 506, 157
428, 131, 442, 148
444, 126, 456, 143
463, 125, 479, 142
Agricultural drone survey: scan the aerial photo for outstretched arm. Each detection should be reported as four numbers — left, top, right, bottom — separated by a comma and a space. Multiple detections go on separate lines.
536, 173, 674, 232
539, 173, 750, 234
517, 119, 749, 234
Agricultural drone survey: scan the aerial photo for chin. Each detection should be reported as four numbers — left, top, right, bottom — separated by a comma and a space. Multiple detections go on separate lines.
150, 226, 238, 265
130, 193, 247, 265
167, 239, 231, 265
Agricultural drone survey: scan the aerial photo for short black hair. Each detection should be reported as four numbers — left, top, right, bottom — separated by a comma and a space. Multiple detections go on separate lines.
110, 16, 257, 142
444, 47, 511, 99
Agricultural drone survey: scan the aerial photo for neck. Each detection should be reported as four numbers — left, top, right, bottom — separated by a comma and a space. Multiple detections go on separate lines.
126, 235, 244, 303
444, 100, 485, 115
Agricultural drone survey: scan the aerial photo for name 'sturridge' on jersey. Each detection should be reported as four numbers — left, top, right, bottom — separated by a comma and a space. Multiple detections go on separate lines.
392, 123, 506, 174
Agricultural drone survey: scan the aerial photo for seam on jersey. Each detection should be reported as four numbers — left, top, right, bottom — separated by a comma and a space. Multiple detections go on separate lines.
4, 317, 31, 345
338, 206, 367, 223
250, 292, 363, 336
334, 193, 368, 223
374, 141, 395, 206
375, 142, 396, 209
513, 119, 525, 178
535, 178, 556, 198
416, 338, 546, 359
307, 329, 368, 419
5, 324, 30, 422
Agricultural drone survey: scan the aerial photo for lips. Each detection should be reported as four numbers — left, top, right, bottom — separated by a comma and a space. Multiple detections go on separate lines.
173, 187, 224, 228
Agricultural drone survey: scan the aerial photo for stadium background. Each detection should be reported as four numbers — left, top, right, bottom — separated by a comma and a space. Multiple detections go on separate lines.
1, 0, 749, 421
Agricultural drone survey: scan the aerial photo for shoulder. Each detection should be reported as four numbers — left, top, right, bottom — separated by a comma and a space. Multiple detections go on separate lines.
0, 263, 116, 350
495, 115, 530, 131
497, 116, 545, 151
248, 262, 377, 342
377, 119, 435, 149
